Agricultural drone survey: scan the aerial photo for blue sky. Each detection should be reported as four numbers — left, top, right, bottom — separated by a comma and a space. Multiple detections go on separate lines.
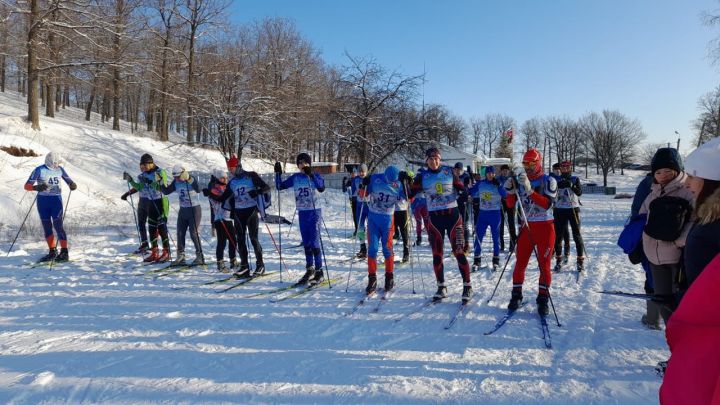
229, 0, 719, 153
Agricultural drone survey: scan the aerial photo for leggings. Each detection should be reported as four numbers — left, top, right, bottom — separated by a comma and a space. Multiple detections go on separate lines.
233, 207, 263, 267
177, 205, 202, 255
214, 220, 237, 262
511, 220, 556, 296
393, 210, 409, 248
427, 208, 471, 284
147, 198, 170, 250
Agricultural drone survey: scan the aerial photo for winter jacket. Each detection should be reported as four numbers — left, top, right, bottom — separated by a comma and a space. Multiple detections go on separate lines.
684, 187, 720, 287
640, 172, 695, 265
660, 254, 720, 405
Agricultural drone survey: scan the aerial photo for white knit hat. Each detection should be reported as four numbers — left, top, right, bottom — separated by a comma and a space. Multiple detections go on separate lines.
45, 151, 62, 168
685, 137, 720, 181
213, 168, 228, 179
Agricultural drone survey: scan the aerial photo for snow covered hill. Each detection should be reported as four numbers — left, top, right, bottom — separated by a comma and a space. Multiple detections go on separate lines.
0, 90, 667, 404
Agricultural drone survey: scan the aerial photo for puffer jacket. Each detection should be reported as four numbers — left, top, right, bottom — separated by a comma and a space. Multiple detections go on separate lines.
660, 253, 720, 404
639, 171, 695, 265
684, 187, 720, 286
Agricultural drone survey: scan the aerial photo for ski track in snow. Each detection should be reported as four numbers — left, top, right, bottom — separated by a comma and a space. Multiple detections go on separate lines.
0, 90, 667, 403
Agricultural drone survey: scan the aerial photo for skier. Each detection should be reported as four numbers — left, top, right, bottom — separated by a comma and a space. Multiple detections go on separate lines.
553, 161, 585, 272
203, 168, 238, 272
123, 153, 171, 263
274, 153, 327, 285
351, 164, 369, 258
503, 149, 558, 315
549, 162, 570, 259
362, 166, 406, 293
410, 170, 429, 246
468, 165, 506, 272
210, 161, 270, 277
121, 159, 152, 254
409, 147, 473, 303
24, 151, 77, 262
497, 164, 517, 252
392, 172, 411, 263
162, 165, 204, 266
453, 162, 472, 253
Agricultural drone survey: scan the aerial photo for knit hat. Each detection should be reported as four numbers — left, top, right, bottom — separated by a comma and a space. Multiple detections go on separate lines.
384, 165, 400, 183
226, 154, 238, 170
684, 137, 720, 181
359, 164, 368, 173
425, 147, 441, 160
485, 165, 495, 174
45, 151, 62, 169
500, 164, 510, 171
140, 153, 153, 165
213, 168, 228, 179
522, 148, 543, 178
296, 152, 312, 166
651, 147, 683, 173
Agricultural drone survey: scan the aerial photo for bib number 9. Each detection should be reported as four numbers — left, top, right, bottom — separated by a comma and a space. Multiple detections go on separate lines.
435, 182, 444, 194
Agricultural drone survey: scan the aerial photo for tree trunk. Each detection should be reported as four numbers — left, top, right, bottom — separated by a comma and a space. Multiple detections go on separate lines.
186, 24, 196, 143
45, 82, 55, 117
85, 74, 97, 121
55, 84, 61, 112
63, 82, 69, 108
27, 0, 40, 131
0, 55, 5, 92
146, 89, 155, 131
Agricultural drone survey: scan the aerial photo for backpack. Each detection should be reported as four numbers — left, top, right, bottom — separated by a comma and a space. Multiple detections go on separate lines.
618, 214, 647, 264
644, 196, 692, 242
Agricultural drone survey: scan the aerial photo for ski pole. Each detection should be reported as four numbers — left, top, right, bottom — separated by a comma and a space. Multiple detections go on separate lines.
486, 225, 517, 303
320, 216, 336, 249
6, 193, 38, 257
309, 174, 331, 289
126, 183, 141, 245
277, 179, 283, 282
285, 209, 296, 239
345, 198, 366, 292
186, 181, 205, 266
403, 182, 419, 295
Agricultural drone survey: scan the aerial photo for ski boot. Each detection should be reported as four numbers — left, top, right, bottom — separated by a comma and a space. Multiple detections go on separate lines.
230, 257, 240, 270
356, 243, 367, 259
462, 283, 473, 303
492, 256, 500, 272
143, 247, 159, 262
170, 252, 186, 267
576, 257, 585, 273
384, 272, 394, 291
472, 257, 481, 272
38, 248, 58, 263
655, 360, 668, 376
508, 290, 523, 311
133, 241, 149, 254
562, 254, 569, 266
55, 248, 69, 262
414, 236, 421, 246
641, 314, 662, 330
297, 265, 316, 285
310, 267, 325, 285
365, 274, 377, 294
216, 260, 230, 273
401, 247, 409, 263
553, 256, 563, 272
536, 295, 549, 316
191, 253, 205, 267
432, 284, 448, 302
234, 264, 251, 279
252, 262, 265, 277
156, 249, 171, 263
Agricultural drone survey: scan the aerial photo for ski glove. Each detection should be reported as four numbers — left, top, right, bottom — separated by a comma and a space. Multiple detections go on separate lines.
302, 166, 312, 176
517, 172, 532, 195
68, 182, 77, 191
202, 188, 210, 197
398, 171, 410, 184
273, 162, 282, 174
33, 183, 48, 192
179, 171, 190, 182
121, 192, 129, 201
558, 179, 571, 189
503, 178, 516, 194
123, 172, 133, 182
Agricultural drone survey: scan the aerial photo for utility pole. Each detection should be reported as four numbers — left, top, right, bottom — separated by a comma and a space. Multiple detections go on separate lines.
674, 130, 680, 151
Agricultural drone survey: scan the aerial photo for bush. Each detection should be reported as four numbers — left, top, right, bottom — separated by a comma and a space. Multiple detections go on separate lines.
1, 146, 39, 157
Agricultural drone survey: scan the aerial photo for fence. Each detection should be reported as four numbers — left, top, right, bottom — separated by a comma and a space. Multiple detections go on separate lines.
581, 185, 616, 195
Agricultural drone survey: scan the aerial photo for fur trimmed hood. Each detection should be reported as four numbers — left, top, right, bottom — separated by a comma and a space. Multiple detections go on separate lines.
697, 187, 720, 225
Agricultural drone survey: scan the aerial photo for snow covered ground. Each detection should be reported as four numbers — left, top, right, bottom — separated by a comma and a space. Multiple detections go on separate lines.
0, 91, 667, 403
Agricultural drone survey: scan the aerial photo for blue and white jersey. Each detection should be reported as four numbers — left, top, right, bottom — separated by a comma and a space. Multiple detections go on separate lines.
555, 175, 581, 209
228, 174, 258, 210
366, 173, 405, 215
278, 173, 325, 211
169, 179, 200, 208
350, 176, 364, 199
469, 179, 506, 211
137, 170, 164, 200
26, 164, 73, 197
419, 165, 458, 212
519, 174, 557, 222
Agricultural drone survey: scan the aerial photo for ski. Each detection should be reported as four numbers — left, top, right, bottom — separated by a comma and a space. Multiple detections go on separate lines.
444, 301, 471, 330
215, 272, 277, 294
598, 290, 654, 300
540, 314, 552, 349
152, 264, 196, 279
345, 290, 377, 317
28, 259, 73, 269
394, 298, 439, 323
371, 289, 394, 313
269, 278, 336, 303
483, 302, 527, 335
282, 242, 304, 250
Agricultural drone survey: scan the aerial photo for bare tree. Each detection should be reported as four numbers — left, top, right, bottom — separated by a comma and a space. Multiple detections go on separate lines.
693, 84, 720, 147
519, 117, 543, 152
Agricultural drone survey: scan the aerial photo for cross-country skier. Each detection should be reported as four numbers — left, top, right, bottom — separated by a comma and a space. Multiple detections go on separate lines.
362, 166, 406, 293
274, 153, 326, 285
392, 172, 411, 263
122, 153, 171, 263
24, 151, 77, 262
351, 164, 369, 258
410, 169, 429, 246
121, 159, 152, 254
553, 161, 585, 272
203, 168, 238, 272
468, 165, 506, 272
549, 162, 570, 261
210, 161, 270, 278
503, 149, 557, 315
409, 147, 473, 303
162, 165, 204, 266
453, 162, 472, 253
497, 164, 517, 252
